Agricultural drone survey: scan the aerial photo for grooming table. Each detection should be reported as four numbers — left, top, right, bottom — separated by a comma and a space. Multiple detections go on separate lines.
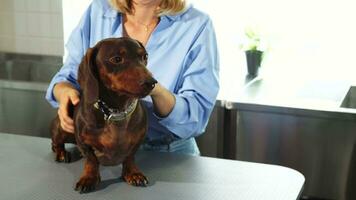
0, 133, 304, 200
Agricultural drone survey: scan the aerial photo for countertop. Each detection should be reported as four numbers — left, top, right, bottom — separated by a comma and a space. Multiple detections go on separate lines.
217, 62, 356, 120
0, 132, 305, 200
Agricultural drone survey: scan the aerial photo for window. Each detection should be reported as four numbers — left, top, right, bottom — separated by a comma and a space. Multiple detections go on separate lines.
191, 0, 356, 85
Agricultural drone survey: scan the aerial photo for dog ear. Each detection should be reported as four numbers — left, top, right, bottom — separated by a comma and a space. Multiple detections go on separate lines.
78, 47, 99, 105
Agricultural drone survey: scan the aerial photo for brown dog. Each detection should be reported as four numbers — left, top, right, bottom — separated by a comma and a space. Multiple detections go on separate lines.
50, 37, 157, 193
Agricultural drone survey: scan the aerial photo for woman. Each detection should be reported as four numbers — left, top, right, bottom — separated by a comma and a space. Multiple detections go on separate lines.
46, 0, 219, 156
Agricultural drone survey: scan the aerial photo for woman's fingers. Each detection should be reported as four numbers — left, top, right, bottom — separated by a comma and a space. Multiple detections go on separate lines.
58, 96, 75, 133
58, 111, 75, 133
53, 83, 80, 133
69, 92, 80, 106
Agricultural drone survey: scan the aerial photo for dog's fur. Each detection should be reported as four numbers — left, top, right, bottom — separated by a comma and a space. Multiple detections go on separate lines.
51, 37, 157, 193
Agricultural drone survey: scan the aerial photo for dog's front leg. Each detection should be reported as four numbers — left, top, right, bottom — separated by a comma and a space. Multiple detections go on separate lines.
75, 151, 101, 193
122, 155, 148, 186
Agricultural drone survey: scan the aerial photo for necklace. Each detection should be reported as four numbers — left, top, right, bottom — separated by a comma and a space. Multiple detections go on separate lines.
139, 22, 154, 32
127, 15, 158, 32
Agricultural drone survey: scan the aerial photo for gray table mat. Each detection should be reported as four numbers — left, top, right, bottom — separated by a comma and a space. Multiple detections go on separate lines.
0, 133, 304, 200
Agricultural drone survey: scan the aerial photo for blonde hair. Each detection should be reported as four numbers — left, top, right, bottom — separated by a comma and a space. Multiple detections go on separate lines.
109, 0, 186, 16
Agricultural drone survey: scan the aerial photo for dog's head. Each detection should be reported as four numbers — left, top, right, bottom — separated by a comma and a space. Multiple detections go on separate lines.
78, 37, 157, 104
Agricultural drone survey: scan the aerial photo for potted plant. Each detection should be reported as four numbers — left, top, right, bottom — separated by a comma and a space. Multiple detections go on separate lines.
241, 27, 264, 76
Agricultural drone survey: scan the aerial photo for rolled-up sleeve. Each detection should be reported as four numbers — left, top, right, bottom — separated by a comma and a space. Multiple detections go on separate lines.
156, 18, 220, 139
45, 6, 91, 108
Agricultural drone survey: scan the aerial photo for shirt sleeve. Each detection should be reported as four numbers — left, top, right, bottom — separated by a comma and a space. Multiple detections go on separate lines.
155, 18, 220, 139
45, 5, 91, 108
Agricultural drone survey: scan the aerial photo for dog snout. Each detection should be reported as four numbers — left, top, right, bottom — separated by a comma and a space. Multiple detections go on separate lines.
141, 77, 158, 90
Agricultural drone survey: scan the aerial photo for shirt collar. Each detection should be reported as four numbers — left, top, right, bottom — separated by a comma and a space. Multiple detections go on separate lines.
104, 6, 118, 18
162, 4, 192, 21
103, 2, 192, 20
164, 14, 180, 21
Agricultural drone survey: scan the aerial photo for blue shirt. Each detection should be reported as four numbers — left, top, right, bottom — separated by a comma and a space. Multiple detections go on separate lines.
46, 0, 219, 141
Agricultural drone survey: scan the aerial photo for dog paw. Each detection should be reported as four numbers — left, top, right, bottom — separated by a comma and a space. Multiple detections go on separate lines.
122, 172, 148, 187
75, 175, 101, 193
55, 151, 71, 163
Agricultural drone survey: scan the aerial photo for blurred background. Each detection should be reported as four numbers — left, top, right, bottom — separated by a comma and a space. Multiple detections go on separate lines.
1, 0, 356, 199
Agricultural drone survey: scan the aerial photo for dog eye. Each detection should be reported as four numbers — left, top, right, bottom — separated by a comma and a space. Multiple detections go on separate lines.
109, 56, 124, 64
142, 54, 148, 61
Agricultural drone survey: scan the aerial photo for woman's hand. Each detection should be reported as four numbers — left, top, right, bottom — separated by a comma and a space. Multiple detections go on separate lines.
150, 83, 175, 118
53, 82, 80, 133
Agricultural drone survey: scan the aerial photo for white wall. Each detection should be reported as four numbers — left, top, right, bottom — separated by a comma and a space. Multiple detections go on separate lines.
62, 0, 91, 50
190, 0, 356, 83
0, 0, 64, 56
0, 0, 91, 57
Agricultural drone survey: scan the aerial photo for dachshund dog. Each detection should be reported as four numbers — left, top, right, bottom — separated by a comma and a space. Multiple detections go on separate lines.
50, 37, 157, 193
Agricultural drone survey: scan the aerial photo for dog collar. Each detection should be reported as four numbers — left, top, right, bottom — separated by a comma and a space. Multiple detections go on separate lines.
93, 99, 138, 121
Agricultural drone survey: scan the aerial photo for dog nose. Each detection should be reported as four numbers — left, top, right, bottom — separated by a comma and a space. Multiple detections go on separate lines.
141, 78, 158, 89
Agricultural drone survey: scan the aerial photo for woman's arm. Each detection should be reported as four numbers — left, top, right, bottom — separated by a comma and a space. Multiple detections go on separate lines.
150, 83, 176, 118
152, 18, 220, 139
45, 4, 93, 132
45, 3, 92, 107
